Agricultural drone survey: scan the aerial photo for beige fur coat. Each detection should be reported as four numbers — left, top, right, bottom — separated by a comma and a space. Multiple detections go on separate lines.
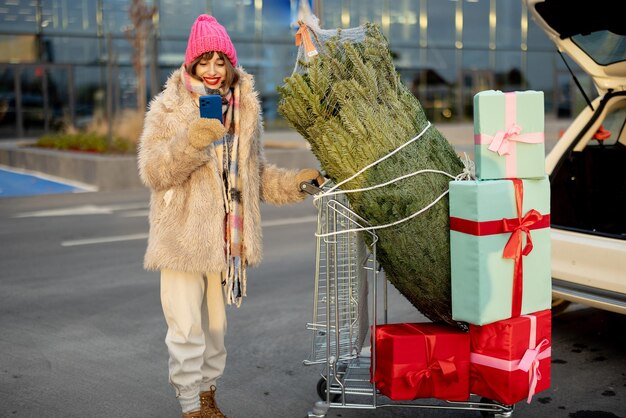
137, 67, 305, 273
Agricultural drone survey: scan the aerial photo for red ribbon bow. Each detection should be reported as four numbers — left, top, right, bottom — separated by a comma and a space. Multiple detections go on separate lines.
503, 179, 543, 317
405, 357, 458, 388
501, 208, 543, 259
403, 329, 459, 396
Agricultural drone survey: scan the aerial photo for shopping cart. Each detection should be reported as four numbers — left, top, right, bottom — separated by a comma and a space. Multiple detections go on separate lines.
300, 181, 515, 418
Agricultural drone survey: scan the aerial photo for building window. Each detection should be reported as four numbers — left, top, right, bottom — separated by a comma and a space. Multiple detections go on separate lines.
40, 0, 98, 34
0, 0, 38, 33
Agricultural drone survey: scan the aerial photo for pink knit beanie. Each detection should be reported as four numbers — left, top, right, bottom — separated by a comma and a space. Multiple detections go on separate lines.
185, 14, 237, 67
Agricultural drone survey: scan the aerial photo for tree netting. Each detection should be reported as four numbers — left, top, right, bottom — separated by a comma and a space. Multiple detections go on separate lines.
277, 17, 466, 327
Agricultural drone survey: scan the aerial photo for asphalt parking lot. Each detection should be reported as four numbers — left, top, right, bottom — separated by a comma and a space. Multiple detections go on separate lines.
0, 189, 624, 418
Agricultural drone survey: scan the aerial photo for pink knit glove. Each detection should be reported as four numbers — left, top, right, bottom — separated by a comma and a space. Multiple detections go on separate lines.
188, 118, 226, 149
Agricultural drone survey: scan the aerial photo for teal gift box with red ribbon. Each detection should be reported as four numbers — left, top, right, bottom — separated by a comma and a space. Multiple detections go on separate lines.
474, 90, 545, 180
469, 309, 551, 405
371, 323, 470, 401
449, 177, 551, 325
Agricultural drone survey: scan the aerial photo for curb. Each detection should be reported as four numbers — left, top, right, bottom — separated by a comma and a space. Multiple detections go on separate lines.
0, 143, 142, 191
0, 141, 319, 191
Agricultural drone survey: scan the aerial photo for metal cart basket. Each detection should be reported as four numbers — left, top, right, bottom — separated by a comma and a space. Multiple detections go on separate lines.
301, 182, 515, 418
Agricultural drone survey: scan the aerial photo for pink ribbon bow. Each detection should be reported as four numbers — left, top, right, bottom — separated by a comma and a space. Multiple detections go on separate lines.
518, 338, 550, 403
488, 123, 522, 155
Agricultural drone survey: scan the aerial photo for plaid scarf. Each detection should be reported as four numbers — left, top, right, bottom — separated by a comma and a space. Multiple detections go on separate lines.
182, 66, 247, 307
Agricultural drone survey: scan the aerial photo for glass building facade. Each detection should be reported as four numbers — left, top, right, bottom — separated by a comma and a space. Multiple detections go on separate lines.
0, 0, 591, 137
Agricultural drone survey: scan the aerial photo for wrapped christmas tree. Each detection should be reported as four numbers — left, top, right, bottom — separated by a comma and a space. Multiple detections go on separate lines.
278, 18, 466, 326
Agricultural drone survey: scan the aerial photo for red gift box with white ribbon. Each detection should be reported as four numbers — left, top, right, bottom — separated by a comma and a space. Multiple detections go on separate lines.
469, 309, 551, 405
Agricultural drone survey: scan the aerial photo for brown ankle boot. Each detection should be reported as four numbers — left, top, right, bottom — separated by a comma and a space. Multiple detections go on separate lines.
200, 385, 227, 418
182, 410, 202, 418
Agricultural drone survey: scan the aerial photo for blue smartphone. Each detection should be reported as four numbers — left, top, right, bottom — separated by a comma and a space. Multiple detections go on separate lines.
199, 95, 223, 123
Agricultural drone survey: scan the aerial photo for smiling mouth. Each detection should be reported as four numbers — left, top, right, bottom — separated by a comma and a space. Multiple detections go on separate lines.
203, 77, 221, 85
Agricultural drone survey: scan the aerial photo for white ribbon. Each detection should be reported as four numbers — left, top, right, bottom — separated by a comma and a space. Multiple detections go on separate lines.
313, 123, 472, 237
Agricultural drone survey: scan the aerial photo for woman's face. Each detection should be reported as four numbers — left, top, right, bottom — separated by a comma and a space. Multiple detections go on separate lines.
195, 53, 227, 91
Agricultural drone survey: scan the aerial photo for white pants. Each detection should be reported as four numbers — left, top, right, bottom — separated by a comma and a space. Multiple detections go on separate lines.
160, 269, 227, 413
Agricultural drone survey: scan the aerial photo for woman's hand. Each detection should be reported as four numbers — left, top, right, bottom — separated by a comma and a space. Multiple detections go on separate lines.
188, 118, 226, 149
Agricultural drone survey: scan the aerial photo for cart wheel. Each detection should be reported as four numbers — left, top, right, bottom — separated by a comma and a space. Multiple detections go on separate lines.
480, 408, 496, 418
479, 397, 514, 418
316, 377, 341, 402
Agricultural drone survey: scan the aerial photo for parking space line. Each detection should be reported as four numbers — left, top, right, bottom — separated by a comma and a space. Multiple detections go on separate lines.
61, 216, 318, 247
62, 233, 149, 247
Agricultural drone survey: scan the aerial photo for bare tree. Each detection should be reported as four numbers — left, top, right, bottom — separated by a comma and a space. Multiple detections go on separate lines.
124, 0, 157, 112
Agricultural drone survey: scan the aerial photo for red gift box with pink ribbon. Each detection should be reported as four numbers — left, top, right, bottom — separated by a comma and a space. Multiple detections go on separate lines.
469, 309, 551, 405
371, 323, 470, 401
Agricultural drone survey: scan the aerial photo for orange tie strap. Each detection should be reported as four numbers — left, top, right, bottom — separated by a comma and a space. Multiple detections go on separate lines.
295, 20, 319, 58
593, 125, 611, 141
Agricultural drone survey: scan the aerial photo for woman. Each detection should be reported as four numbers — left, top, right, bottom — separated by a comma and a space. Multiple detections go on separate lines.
137, 14, 322, 418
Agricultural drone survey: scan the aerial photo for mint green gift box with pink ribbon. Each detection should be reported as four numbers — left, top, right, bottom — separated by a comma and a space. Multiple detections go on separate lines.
474, 90, 545, 180
448, 177, 552, 325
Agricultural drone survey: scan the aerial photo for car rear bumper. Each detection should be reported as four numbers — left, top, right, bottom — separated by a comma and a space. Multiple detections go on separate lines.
553, 278, 626, 314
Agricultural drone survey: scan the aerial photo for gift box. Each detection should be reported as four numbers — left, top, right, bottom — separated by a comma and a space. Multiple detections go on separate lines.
474, 90, 545, 180
470, 309, 551, 405
371, 323, 470, 401
449, 177, 551, 325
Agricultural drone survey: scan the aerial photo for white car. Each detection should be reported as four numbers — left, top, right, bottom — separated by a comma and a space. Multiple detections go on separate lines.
527, 0, 626, 314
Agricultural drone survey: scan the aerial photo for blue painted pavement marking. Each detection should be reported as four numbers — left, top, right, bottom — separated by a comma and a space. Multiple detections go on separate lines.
0, 168, 87, 198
